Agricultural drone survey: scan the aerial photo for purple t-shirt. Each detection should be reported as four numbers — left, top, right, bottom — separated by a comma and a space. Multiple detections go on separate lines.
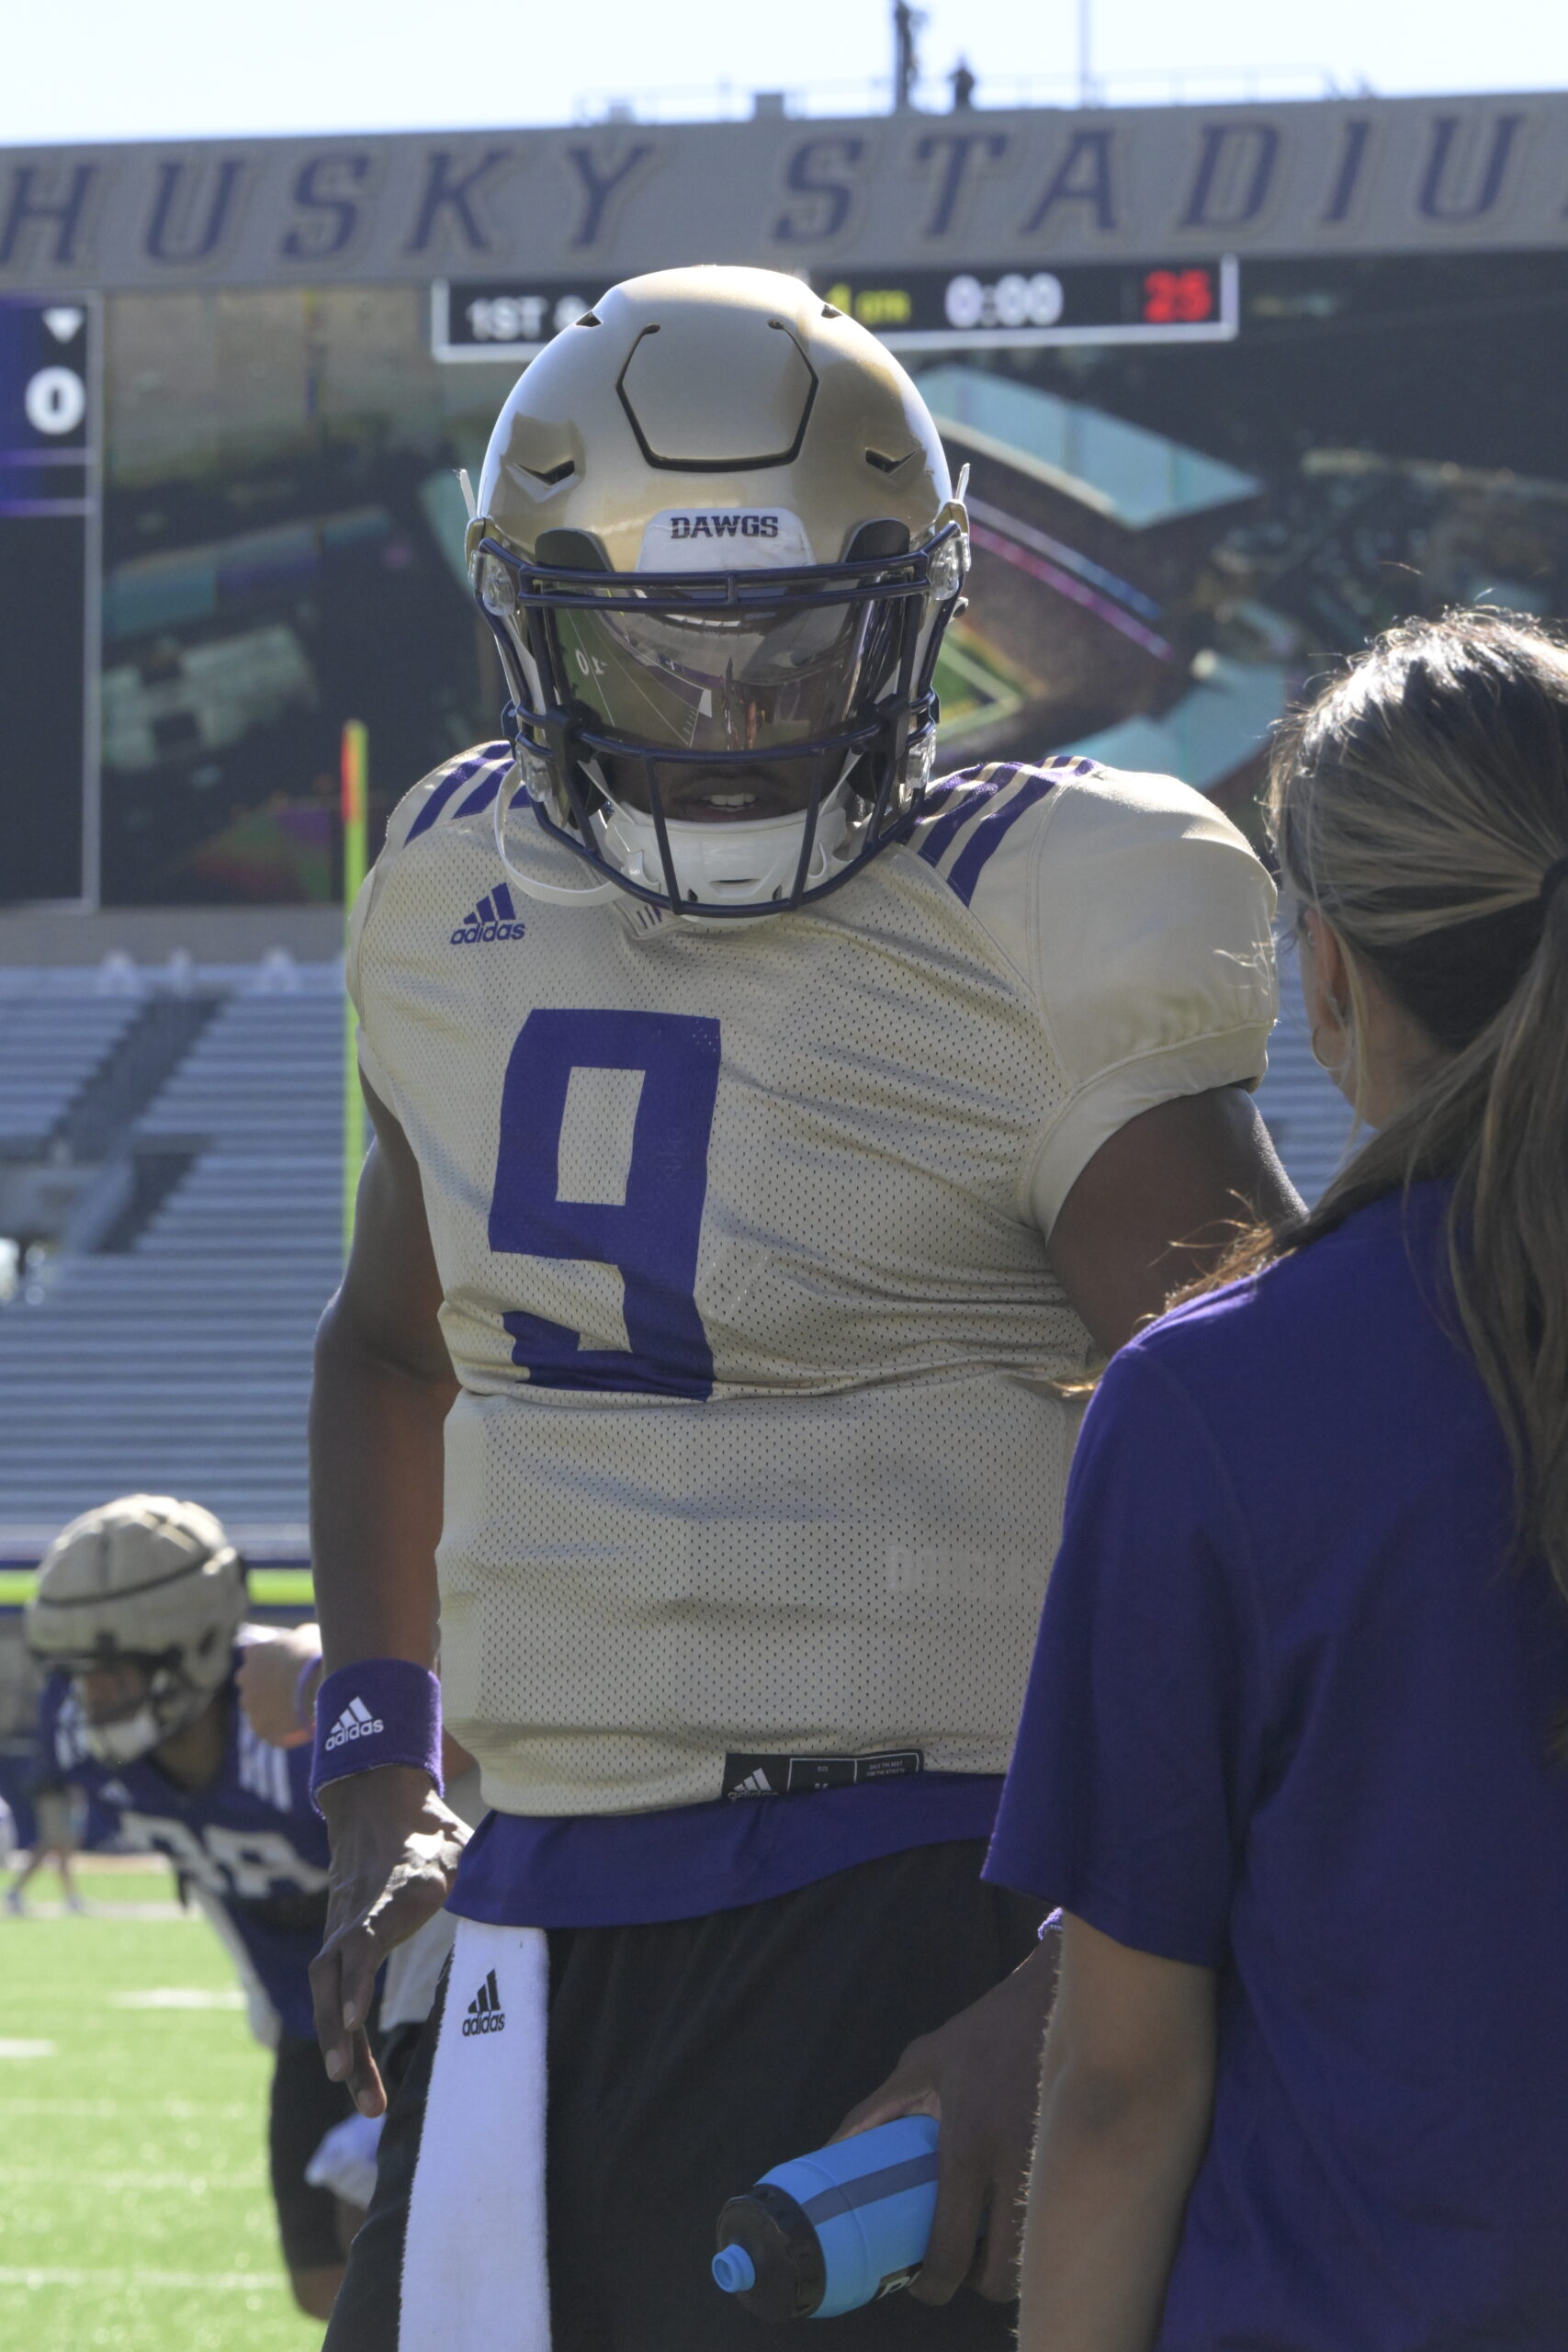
987, 1184, 1568, 2350
449, 1772, 1004, 1928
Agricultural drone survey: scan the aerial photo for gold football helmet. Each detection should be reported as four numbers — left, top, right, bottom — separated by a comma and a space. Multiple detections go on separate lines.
468, 265, 968, 917
26, 1495, 246, 1763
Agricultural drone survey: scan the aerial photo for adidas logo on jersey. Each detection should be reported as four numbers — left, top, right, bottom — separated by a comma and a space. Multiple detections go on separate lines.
461, 1967, 506, 2036
726, 1769, 774, 1801
451, 882, 525, 945
322, 1696, 385, 1751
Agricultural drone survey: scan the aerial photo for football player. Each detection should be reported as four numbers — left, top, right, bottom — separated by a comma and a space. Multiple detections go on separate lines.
307, 266, 1298, 2350
26, 1496, 357, 2320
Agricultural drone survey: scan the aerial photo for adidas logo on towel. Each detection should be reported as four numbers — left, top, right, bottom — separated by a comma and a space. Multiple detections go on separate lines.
323, 1697, 385, 1752
461, 1968, 506, 2036
451, 882, 525, 944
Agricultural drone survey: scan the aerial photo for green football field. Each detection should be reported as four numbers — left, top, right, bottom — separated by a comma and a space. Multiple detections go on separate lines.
0, 1861, 324, 2350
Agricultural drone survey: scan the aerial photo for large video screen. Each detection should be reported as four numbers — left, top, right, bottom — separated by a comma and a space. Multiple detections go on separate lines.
85, 250, 1568, 902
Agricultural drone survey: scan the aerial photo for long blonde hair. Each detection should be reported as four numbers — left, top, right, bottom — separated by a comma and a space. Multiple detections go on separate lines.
1223, 612, 1568, 1636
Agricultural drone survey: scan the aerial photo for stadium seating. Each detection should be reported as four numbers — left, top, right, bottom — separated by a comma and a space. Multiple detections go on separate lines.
1250, 962, 1352, 1206
0, 971, 144, 1153
0, 964, 344, 1553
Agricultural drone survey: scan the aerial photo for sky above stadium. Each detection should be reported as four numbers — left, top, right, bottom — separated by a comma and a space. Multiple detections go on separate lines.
2, 0, 1563, 144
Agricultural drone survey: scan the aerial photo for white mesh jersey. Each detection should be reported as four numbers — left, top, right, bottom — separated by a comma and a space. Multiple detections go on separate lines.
349, 744, 1277, 1815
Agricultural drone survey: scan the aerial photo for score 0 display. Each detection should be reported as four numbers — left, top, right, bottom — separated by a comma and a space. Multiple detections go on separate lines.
0, 294, 98, 903
431, 258, 1238, 362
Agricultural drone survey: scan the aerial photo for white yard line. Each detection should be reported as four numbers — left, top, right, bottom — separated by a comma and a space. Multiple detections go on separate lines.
0, 2166, 257, 2191
110, 1988, 246, 2008
0, 2266, 288, 2293
2, 2097, 254, 2119
6, 1902, 191, 1920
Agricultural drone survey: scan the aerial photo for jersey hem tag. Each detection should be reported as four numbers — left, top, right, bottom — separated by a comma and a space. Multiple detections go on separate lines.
721, 1748, 924, 1800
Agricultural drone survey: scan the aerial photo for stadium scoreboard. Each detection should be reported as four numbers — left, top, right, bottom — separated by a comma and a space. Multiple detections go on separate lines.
430, 258, 1239, 362
0, 294, 98, 903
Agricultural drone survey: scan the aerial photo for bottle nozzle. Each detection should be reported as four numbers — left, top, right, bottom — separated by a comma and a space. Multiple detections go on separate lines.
712, 2245, 757, 2296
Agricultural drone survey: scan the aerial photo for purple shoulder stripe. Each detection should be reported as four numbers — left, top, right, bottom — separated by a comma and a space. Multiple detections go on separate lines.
453, 762, 511, 820
916, 765, 1023, 868
945, 775, 1055, 907
404, 744, 512, 842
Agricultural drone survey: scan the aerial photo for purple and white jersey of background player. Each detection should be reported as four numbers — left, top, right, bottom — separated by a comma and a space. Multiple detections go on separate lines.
39, 1645, 330, 2041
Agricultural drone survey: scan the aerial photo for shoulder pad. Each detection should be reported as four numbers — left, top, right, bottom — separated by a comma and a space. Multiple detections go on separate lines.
911, 757, 1094, 908
382, 741, 514, 856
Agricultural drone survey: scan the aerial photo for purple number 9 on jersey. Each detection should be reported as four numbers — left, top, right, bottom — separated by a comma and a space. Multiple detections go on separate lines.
489, 1008, 721, 1398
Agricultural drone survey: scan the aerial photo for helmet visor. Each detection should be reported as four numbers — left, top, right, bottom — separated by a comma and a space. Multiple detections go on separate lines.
549, 594, 897, 820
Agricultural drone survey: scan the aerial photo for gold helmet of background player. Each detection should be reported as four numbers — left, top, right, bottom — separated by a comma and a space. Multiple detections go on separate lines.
468, 265, 969, 919
26, 1495, 246, 1764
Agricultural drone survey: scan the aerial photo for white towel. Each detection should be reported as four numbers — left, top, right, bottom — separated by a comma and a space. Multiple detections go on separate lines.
397, 1917, 552, 2350
307, 2111, 385, 2210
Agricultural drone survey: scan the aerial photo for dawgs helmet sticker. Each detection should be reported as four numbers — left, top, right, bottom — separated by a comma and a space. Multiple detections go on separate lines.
638, 507, 814, 571
670, 513, 778, 538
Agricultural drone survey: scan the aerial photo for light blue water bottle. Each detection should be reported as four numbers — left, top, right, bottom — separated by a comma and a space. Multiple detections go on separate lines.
712, 2114, 941, 2321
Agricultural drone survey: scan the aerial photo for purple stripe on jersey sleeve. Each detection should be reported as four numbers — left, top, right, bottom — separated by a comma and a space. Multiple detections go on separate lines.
945, 775, 1055, 909
915, 767, 1021, 868
405, 753, 495, 842
404, 744, 512, 842
453, 763, 511, 820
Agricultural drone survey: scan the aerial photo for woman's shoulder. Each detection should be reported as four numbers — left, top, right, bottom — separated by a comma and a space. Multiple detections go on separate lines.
1124, 1183, 1450, 1399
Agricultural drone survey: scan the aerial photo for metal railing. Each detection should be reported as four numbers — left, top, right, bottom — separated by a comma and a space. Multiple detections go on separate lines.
569, 64, 1349, 127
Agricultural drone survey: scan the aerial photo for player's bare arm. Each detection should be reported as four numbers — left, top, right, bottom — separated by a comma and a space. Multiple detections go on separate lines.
309, 1077, 469, 2118
1047, 1083, 1299, 1357
833, 1089, 1298, 2303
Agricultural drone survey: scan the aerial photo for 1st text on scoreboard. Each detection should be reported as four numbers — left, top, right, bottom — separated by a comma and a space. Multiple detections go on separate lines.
431, 259, 1239, 362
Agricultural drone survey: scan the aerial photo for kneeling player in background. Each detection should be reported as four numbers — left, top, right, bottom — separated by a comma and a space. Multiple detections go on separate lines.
26, 1495, 358, 2320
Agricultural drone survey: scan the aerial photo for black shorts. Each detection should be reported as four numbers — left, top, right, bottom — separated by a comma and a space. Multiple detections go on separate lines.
270, 2026, 356, 2273
326, 1839, 1041, 2351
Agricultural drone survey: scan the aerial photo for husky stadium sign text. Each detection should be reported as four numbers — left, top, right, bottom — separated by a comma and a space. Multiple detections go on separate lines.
0, 92, 1562, 295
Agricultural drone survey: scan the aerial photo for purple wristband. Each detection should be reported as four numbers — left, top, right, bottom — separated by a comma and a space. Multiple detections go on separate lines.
310, 1658, 443, 1805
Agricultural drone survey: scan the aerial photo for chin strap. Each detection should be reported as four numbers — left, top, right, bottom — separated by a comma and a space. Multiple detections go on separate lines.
491, 759, 619, 908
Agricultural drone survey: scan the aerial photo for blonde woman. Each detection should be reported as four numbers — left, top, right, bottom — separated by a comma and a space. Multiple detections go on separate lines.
987, 612, 1568, 2350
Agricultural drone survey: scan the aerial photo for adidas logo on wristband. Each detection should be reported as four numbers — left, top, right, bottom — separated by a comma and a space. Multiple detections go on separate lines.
323, 1696, 386, 1751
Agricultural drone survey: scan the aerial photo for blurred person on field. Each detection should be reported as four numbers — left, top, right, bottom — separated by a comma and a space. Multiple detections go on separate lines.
26, 1495, 362, 2320
987, 612, 1568, 2351
5, 1768, 85, 1916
